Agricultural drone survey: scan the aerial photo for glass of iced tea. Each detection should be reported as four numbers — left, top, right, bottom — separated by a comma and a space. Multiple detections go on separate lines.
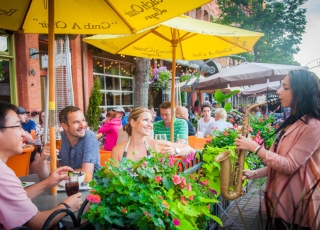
65, 173, 79, 197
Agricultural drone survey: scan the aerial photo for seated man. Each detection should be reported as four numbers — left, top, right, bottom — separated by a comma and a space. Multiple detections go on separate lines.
37, 106, 100, 180
197, 104, 216, 137
21, 109, 37, 133
175, 106, 195, 136
208, 108, 233, 132
16, 107, 36, 143
0, 101, 82, 229
153, 101, 188, 144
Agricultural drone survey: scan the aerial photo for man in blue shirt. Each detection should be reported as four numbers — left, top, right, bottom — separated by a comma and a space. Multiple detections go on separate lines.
36, 106, 100, 180
21, 111, 37, 133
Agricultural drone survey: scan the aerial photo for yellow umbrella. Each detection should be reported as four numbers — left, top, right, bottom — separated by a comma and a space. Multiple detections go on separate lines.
1, 0, 211, 34
1, 0, 210, 194
83, 16, 264, 141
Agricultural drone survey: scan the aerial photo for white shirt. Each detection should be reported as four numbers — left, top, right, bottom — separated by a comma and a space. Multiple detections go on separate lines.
197, 117, 216, 137
208, 119, 233, 132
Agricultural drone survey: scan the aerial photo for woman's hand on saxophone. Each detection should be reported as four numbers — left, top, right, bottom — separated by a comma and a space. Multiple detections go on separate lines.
242, 170, 258, 180
234, 134, 260, 152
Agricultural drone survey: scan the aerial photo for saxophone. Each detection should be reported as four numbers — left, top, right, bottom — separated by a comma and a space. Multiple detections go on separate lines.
215, 102, 267, 201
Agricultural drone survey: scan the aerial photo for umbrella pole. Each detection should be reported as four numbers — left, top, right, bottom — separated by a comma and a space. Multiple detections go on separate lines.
49, 0, 57, 195
170, 29, 177, 142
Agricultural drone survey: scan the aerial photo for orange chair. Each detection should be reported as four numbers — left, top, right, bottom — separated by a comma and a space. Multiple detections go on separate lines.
7, 145, 34, 177
188, 136, 197, 149
99, 150, 112, 166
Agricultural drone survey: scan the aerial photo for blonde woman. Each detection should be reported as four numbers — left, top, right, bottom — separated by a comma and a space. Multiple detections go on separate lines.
111, 107, 194, 162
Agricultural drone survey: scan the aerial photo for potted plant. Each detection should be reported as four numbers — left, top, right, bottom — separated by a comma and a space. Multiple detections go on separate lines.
85, 77, 103, 131
83, 152, 222, 229
149, 66, 171, 93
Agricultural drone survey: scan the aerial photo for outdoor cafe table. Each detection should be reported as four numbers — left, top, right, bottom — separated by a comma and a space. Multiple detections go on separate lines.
19, 174, 90, 228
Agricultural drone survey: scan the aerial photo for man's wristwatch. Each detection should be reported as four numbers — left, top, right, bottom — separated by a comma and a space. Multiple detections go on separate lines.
175, 148, 181, 155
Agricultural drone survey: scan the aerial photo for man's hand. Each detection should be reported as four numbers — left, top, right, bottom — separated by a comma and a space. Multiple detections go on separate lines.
39, 142, 59, 161
62, 192, 83, 212
46, 166, 74, 187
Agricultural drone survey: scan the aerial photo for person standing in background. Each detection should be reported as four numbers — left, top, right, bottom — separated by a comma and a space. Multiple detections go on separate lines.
235, 70, 320, 230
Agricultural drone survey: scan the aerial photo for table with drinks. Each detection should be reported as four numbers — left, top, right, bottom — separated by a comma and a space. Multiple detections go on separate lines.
20, 174, 90, 227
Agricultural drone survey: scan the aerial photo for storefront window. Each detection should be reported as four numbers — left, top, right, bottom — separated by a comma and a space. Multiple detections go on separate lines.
0, 32, 16, 103
0, 36, 8, 53
94, 57, 134, 109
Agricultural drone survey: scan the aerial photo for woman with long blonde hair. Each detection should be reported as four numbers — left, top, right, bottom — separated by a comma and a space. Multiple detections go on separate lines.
111, 107, 194, 162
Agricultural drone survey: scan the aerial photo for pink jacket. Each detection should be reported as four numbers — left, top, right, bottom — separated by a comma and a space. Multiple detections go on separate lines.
98, 118, 122, 151
263, 117, 320, 229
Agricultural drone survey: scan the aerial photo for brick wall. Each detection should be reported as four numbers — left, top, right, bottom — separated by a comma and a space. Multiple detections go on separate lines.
14, 34, 93, 113
15, 33, 42, 112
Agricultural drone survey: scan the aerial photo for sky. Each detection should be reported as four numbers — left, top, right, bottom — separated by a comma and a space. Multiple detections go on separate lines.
293, 0, 320, 77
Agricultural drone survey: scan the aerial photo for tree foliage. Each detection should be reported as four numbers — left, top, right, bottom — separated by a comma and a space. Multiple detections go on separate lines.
86, 77, 102, 131
217, 0, 307, 65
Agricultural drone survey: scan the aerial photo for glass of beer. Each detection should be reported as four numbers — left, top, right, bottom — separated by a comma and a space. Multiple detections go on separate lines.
155, 134, 167, 152
65, 174, 79, 197
56, 139, 62, 150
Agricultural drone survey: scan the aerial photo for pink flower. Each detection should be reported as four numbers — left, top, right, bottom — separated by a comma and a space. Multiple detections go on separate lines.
142, 161, 148, 166
159, 158, 164, 164
229, 117, 235, 123
168, 155, 174, 167
155, 176, 163, 183
248, 126, 253, 132
181, 177, 186, 186
202, 180, 209, 186
172, 218, 180, 226
164, 210, 169, 216
86, 194, 101, 204
173, 175, 181, 185
121, 207, 127, 213
187, 183, 192, 191
223, 131, 229, 136
259, 118, 263, 122
183, 151, 195, 164
143, 211, 151, 218
158, 195, 163, 200
189, 196, 194, 201
180, 196, 188, 205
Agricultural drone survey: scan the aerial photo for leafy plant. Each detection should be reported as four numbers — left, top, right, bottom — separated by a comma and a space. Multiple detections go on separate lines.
83, 152, 222, 229
214, 89, 241, 112
85, 77, 103, 131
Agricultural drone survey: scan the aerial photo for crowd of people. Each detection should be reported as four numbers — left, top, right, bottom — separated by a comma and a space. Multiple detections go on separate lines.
1, 69, 319, 229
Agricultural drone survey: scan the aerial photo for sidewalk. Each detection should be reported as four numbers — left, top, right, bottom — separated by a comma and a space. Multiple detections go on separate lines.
218, 179, 267, 230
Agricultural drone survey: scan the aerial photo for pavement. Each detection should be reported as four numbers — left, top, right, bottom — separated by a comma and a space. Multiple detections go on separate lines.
218, 179, 268, 230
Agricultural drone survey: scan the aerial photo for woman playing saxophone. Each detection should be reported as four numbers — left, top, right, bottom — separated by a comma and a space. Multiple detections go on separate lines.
235, 70, 320, 230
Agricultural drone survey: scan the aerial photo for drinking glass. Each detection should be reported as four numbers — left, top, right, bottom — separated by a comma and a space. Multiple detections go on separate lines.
155, 134, 167, 152
65, 174, 79, 197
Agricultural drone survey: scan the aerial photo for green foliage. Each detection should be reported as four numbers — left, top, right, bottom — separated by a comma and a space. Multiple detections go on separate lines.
217, 0, 307, 65
250, 114, 276, 149
85, 77, 102, 131
83, 152, 221, 229
214, 89, 241, 105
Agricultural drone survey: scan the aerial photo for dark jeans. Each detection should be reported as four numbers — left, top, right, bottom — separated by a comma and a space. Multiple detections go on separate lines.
266, 218, 311, 230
